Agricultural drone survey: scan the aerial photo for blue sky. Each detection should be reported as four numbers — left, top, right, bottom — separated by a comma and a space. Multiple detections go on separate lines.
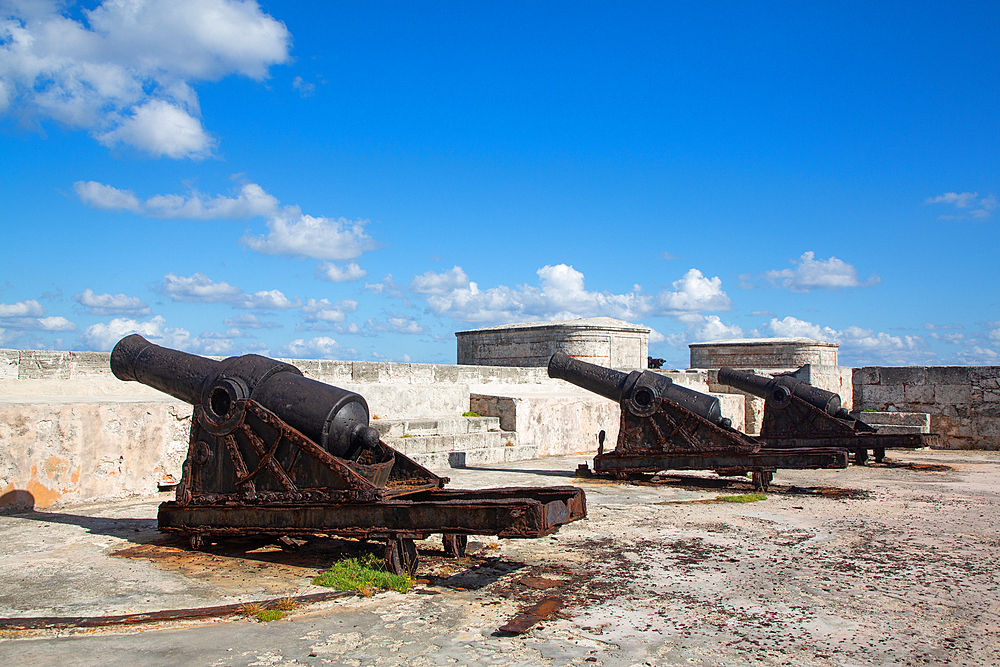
1, 0, 997, 368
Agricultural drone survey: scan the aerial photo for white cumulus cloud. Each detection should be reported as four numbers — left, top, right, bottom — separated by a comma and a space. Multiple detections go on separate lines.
80, 315, 190, 351
301, 298, 358, 323
0, 299, 75, 331
241, 214, 377, 261
410, 266, 471, 295
925, 192, 997, 220
160, 272, 298, 310
0, 0, 291, 158
74, 288, 150, 316
75, 181, 281, 218
663, 314, 743, 349
161, 272, 243, 303
281, 336, 356, 360
420, 263, 651, 324
762, 316, 929, 365
0, 299, 45, 318
222, 313, 282, 329
75, 179, 380, 264
655, 269, 732, 314
317, 262, 367, 283
743, 252, 880, 292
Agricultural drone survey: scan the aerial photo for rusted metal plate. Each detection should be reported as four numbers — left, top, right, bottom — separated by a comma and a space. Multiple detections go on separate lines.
497, 596, 564, 634
159, 486, 586, 541
593, 449, 849, 474
0, 591, 352, 631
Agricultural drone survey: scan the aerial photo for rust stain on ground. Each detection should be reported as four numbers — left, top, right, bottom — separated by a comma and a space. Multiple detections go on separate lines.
518, 576, 570, 590
497, 596, 565, 634
110, 537, 350, 595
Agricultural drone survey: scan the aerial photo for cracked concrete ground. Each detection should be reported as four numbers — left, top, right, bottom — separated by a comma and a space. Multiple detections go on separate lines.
1, 450, 998, 666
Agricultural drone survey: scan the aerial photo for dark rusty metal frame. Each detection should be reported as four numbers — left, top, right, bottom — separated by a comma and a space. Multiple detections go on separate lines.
590, 391, 849, 491
164, 398, 586, 575
760, 394, 942, 464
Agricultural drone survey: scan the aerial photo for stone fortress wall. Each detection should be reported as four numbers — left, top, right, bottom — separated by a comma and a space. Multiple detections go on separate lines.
853, 366, 1000, 450
3, 329, 998, 511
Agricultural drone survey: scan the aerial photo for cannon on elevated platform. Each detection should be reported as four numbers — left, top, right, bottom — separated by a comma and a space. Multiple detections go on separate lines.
548, 352, 848, 490
111, 335, 586, 575
717, 367, 940, 464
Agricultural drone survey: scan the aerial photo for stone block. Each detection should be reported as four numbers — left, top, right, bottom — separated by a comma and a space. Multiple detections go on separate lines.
852, 367, 881, 386
470, 395, 517, 432
973, 402, 1000, 419
714, 393, 746, 433
455, 365, 482, 383
852, 411, 931, 433
18, 351, 72, 380
0, 351, 18, 380
926, 367, 972, 385
903, 384, 936, 405
859, 384, 904, 409
351, 362, 381, 383
934, 384, 972, 406
315, 360, 353, 384
66, 351, 112, 377
879, 366, 926, 387
432, 365, 459, 384
292, 359, 322, 378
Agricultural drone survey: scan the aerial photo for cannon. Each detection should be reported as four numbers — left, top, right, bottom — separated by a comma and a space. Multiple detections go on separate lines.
548, 352, 847, 490
111, 335, 586, 575
717, 367, 940, 463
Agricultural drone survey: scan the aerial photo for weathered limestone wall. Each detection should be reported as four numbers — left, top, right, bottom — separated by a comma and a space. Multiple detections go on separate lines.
0, 399, 190, 510
690, 338, 839, 369
457, 317, 649, 369
470, 382, 745, 456
854, 366, 1000, 449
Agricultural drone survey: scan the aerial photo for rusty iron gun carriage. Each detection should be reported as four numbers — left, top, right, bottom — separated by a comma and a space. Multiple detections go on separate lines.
716, 367, 940, 464
547, 352, 848, 491
111, 335, 586, 575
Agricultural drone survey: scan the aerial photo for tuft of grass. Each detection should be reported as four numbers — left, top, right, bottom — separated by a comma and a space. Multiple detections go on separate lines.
400, 433, 414, 438
238, 602, 263, 617
312, 553, 411, 594
462, 411, 481, 417
275, 597, 298, 611
256, 609, 285, 622
716, 493, 767, 503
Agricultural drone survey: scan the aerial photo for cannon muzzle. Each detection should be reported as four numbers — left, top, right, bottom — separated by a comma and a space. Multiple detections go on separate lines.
548, 352, 726, 425
111, 335, 379, 458
717, 367, 843, 417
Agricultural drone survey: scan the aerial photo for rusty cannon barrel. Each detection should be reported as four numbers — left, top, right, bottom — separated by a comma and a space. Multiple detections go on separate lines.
111, 334, 380, 459
717, 367, 847, 417
548, 351, 727, 426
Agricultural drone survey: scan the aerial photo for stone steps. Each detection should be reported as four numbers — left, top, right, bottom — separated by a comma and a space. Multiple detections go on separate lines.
851, 411, 931, 434
371, 416, 535, 468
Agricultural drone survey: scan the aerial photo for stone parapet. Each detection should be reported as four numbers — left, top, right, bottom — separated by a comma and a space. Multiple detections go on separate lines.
850, 411, 932, 434
457, 317, 649, 369
690, 338, 838, 369
0, 399, 190, 510
853, 366, 999, 449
